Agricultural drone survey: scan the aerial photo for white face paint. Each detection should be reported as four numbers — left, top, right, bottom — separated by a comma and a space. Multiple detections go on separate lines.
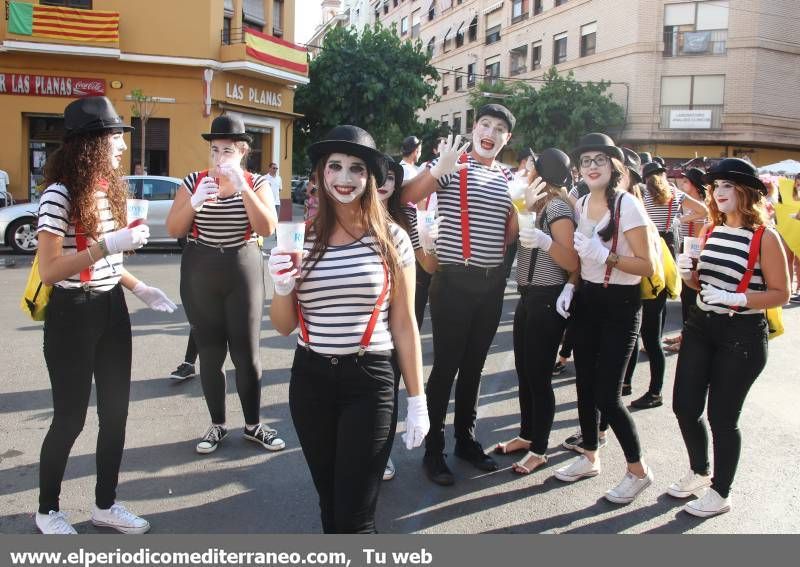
109, 133, 127, 170
713, 180, 738, 214
323, 153, 368, 204
579, 152, 612, 190
377, 171, 395, 202
210, 139, 244, 169
471, 116, 511, 159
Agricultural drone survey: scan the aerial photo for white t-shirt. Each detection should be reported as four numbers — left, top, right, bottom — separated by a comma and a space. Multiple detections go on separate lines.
576, 192, 649, 286
265, 173, 281, 208
400, 160, 419, 184
0, 170, 9, 194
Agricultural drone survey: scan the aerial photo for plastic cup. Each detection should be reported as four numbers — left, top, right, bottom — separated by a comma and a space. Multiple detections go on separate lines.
276, 221, 305, 273
684, 236, 702, 270
518, 211, 536, 230
126, 199, 148, 228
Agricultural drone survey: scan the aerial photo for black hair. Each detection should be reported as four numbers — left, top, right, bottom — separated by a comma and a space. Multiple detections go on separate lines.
596, 159, 625, 242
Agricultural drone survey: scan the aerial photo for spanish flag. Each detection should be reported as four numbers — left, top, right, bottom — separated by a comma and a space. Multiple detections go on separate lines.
8, 1, 119, 43
245, 27, 308, 75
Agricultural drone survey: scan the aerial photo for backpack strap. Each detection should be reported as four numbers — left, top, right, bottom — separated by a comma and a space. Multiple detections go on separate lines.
602, 194, 624, 288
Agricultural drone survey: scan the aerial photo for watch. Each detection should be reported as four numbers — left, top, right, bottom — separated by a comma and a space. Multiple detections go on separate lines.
605, 252, 620, 267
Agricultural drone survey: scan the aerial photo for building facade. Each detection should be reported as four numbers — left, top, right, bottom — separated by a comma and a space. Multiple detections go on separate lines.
0, 0, 307, 202
371, 0, 800, 166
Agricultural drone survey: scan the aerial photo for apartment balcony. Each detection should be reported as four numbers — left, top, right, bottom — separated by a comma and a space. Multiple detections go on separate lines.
663, 29, 727, 57
220, 27, 309, 84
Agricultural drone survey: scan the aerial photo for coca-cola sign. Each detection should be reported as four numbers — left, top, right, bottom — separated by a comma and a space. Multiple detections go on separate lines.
0, 73, 105, 97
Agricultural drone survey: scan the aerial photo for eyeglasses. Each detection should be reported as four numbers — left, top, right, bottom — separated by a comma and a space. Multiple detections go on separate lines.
579, 155, 609, 169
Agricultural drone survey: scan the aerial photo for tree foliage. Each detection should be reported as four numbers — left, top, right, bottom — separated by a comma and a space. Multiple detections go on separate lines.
293, 24, 440, 173
468, 68, 626, 155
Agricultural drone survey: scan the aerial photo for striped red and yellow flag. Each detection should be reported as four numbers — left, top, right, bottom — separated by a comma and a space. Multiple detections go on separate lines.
245, 27, 308, 75
8, 2, 119, 43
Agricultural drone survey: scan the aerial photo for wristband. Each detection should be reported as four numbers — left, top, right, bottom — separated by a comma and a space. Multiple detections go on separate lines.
98, 239, 110, 257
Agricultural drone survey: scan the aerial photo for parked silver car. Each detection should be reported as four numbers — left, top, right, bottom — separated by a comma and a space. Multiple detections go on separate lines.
0, 175, 183, 254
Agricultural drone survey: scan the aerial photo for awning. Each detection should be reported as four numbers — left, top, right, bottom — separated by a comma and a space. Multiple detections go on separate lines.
442, 26, 452, 41
482, 1, 504, 15
455, 21, 465, 36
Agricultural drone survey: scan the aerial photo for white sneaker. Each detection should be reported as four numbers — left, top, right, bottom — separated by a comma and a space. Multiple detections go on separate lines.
684, 488, 731, 518
605, 467, 654, 504
667, 470, 712, 499
383, 457, 396, 481
554, 455, 601, 482
35, 510, 77, 534
91, 503, 151, 534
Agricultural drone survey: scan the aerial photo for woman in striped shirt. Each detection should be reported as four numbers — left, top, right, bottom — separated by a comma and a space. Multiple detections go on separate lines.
35, 97, 175, 535
165, 115, 282, 455
671, 158, 789, 518
268, 125, 428, 533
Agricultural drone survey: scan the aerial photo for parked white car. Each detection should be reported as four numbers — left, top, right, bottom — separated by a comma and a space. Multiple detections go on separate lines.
0, 175, 183, 254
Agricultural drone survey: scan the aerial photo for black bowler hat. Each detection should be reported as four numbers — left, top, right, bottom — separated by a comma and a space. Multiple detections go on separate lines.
535, 148, 571, 187
653, 156, 666, 167
308, 125, 388, 187
680, 167, 708, 198
476, 104, 516, 131
383, 154, 404, 188
642, 161, 666, 180
401, 136, 421, 155
63, 96, 132, 139
571, 132, 624, 163
622, 147, 642, 183
638, 152, 653, 164
202, 115, 253, 143
704, 158, 766, 196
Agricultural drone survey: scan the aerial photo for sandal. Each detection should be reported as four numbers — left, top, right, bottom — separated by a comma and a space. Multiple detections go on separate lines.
494, 437, 531, 455
511, 451, 547, 475
663, 335, 682, 345
664, 342, 682, 353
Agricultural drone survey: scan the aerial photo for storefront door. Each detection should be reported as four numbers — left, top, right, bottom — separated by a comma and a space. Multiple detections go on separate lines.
28, 116, 64, 201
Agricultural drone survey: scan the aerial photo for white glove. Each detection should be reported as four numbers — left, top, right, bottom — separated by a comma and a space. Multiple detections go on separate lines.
700, 284, 747, 308
216, 164, 248, 192
677, 253, 694, 281
519, 226, 552, 251
132, 282, 177, 313
525, 177, 548, 211
104, 224, 149, 254
573, 232, 610, 265
419, 216, 444, 254
556, 283, 575, 319
268, 247, 302, 296
190, 177, 219, 211
429, 134, 470, 183
402, 394, 429, 450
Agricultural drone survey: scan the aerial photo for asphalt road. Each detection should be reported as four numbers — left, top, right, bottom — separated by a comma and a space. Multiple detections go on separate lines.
1, 220, 799, 534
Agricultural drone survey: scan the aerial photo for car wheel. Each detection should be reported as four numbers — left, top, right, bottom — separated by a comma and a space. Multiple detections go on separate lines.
8, 217, 38, 254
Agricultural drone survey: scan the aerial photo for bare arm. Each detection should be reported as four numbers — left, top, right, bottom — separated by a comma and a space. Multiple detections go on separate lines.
166, 187, 195, 238
390, 262, 424, 397
616, 225, 655, 277
548, 217, 579, 273
679, 193, 709, 224
401, 169, 439, 205
269, 286, 299, 336
37, 231, 107, 286
242, 186, 278, 237
742, 229, 790, 309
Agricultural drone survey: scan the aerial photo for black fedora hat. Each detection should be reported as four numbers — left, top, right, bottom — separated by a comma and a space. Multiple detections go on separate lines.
622, 147, 642, 183
476, 103, 516, 131
202, 115, 253, 143
680, 167, 708, 197
63, 96, 132, 139
401, 136, 421, 156
638, 151, 653, 164
535, 148, 571, 187
642, 161, 666, 180
308, 125, 387, 187
383, 154, 404, 188
653, 156, 666, 167
571, 133, 624, 163
704, 158, 766, 195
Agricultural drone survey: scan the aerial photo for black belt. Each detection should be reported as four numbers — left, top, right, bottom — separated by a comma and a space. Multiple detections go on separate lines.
438, 263, 504, 277
296, 346, 393, 366
187, 239, 258, 254
53, 283, 118, 297
518, 284, 564, 297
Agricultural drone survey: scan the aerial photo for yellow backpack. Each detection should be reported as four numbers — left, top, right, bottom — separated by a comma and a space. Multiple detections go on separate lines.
20, 254, 52, 321
642, 235, 681, 300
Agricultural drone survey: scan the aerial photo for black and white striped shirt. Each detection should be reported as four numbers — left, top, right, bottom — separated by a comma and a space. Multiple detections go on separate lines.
697, 225, 767, 316
296, 223, 415, 355
643, 186, 686, 233
427, 155, 513, 268
182, 171, 267, 248
36, 183, 124, 292
516, 198, 575, 288
401, 205, 421, 250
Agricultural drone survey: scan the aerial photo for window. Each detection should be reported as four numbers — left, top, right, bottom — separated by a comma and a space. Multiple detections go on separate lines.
485, 55, 500, 85
455, 67, 464, 91
510, 45, 528, 76
531, 41, 542, 70
428, 4, 435, 21
512, 0, 529, 24
553, 32, 568, 64
223, 16, 232, 44
664, 1, 728, 57
533, 0, 543, 15
273, 0, 284, 37
660, 75, 725, 129
455, 22, 465, 48
401, 16, 408, 35
485, 9, 502, 44
393, 0, 399, 7
41, 0, 92, 7
442, 73, 450, 95
442, 26, 452, 52
411, 10, 421, 38
466, 108, 475, 133
441, 114, 449, 130
468, 16, 478, 42
452, 112, 462, 135
580, 22, 596, 57
130, 117, 170, 177
467, 63, 476, 87
427, 36, 436, 57
555, 0, 568, 6
375, 8, 380, 22
383, 0, 389, 15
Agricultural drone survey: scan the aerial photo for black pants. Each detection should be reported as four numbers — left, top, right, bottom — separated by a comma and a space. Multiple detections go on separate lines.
559, 319, 576, 359
673, 307, 768, 498
513, 286, 567, 454
289, 347, 396, 534
39, 285, 132, 513
425, 265, 506, 453
680, 286, 698, 327
504, 240, 518, 279
414, 259, 432, 331
184, 329, 198, 364
181, 242, 264, 425
626, 289, 668, 394
573, 282, 643, 462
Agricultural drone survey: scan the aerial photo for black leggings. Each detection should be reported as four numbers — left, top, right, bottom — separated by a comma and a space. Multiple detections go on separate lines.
513, 286, 567, 454
673, 307, 768, 498
184, 330, 198, 364
289, 347, 396, 533
39, 285, 132, 513
573, 282, 643, 462
414, 259, 432, 330
680, 285, 698, 327
425, 266, 506, 453
624, 289, 668, 394
181, 242, 264, 425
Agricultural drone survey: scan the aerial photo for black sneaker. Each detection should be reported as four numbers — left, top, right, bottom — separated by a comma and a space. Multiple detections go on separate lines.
423, 452, 455, 486
170, 362, 196, 381
564, 432, 608, 454
454, 439, 499, 472
622, 384, 632, 396
631, 392, 663, 409
196, 424, 227, 454
790, 294, 800, 304
552, 361, 567, 376
243, 424, 286, 451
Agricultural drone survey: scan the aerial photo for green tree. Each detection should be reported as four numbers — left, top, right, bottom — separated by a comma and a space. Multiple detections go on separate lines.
293, 23, 439, 173
129, 89, 158, 174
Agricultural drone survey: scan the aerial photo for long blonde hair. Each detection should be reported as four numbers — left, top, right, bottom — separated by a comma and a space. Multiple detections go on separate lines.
645, 173, 673, 205
708, 182, 768, 229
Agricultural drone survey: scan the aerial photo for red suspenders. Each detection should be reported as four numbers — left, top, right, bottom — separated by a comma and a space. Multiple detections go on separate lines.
73, 222, 91, 284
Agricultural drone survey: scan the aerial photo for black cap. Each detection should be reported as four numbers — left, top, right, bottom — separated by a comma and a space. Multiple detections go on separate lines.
680, 168, 708, 198
704, 158, 766, 196
308, 125, 388, 187
383, 154, 404, 188
642, 161, 666, 180
638, 152, 653, 164
476, 104, 516, 131
653, 156, 666, 167
570, 132, 624, 162
63, 96, 132, 139
401, 136, 421, 156
622, 147, 642, 183
517, 147, 534, 163
535, 148, 572, 187
202, 115, 253, 143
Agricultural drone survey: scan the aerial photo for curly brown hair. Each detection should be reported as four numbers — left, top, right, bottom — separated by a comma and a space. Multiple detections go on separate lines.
708, 181, 768, 228
43, 132, 128, 239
